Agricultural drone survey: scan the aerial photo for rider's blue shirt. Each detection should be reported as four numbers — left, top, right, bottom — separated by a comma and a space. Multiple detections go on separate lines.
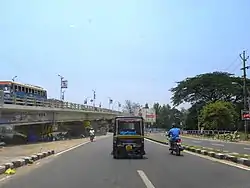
168, 127, 180, 141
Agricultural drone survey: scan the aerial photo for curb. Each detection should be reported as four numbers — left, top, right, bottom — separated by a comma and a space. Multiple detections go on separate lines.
145, 137, 250, 167
181, 135, 240, 143
0, 150, 55, 175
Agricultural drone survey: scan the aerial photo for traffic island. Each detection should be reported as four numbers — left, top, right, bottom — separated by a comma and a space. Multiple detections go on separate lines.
145, 137, 250, 167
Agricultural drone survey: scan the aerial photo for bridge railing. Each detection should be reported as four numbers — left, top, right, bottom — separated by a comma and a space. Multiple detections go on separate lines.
0, 91, 121, 114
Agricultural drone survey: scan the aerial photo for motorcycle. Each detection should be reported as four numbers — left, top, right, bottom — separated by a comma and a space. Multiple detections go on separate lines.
90, 135, 95, 142
169, 138, 184, 156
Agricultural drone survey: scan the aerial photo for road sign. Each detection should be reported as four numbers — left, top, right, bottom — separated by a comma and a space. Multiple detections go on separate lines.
241, 110, 250, 120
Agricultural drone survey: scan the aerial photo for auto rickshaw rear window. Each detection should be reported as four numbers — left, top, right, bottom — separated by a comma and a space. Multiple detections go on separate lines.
117, 120, 141, 135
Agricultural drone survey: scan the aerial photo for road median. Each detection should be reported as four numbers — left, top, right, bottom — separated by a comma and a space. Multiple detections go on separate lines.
145, 136, 250, 168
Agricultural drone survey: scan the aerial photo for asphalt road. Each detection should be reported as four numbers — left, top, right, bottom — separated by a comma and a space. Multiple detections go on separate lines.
150, 133, 250, 154
1, 137, 250, 188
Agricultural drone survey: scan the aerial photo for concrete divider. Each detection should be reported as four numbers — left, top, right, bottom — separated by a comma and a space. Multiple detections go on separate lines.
0, 135, 107, 175
0, 150, 55, 175
146, 137, 250, 167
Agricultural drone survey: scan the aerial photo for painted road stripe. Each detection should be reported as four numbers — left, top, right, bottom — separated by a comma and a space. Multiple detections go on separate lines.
211, 143, 224, 147
137, 170, 155, 188
54, 135, 110, 156
244, 147, 250, 150
192, 141, 202, 143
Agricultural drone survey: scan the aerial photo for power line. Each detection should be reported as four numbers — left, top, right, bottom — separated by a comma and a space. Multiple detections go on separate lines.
224, 56, 240, 72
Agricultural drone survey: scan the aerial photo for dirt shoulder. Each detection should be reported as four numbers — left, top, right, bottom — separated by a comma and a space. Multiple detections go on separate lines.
0, 138, 89, 165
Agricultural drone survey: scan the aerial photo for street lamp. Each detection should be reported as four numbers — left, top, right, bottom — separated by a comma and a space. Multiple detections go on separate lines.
58, 74, 68, 101
112, 101, 121, 111
58, 74, 64, 100
232, 81, 249, 138
92, 90, 96, 107
12, 76, 17, 82
62, 90, 66, 100
108, 97, 113, 109
84, 97, 92, 105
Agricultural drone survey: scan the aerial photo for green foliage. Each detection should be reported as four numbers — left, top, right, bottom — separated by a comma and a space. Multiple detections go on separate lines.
169, 71, 248, 106
169, 71, 250, 131
153, 103, 184, 129
198, 101, 239, 130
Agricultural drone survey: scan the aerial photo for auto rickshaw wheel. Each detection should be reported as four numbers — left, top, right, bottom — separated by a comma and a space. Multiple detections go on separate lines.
138, 154, 143, 159
113, 148, 119, 159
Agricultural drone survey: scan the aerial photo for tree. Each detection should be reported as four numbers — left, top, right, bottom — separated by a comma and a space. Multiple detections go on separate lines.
123, 100, 140, 115
153, 103, 162, 126
169, 71, 250, 131
198, 101, 239, 130
179, 107, 188, 129
153, 103, 185, 129
169, 71, 249, 106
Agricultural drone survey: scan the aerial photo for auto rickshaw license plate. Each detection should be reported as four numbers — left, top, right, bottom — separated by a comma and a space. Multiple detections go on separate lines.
125, 145, 133, 151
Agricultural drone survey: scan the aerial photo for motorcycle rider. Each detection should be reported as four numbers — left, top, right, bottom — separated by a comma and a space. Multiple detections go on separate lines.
168, 123, 181, 152
89, 128, 95, 137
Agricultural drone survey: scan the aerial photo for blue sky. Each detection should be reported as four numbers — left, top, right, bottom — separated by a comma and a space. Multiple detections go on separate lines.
0, 0, 250, 109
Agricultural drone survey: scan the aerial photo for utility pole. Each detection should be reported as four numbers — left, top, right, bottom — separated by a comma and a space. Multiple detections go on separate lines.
58, 75, 64, 100
240, 50, 249, 138
58, 74, 68, 101
92, 90, 96, 107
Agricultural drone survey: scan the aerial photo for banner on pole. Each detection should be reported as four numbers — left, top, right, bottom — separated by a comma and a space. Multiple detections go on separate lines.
61, 80, 68, 88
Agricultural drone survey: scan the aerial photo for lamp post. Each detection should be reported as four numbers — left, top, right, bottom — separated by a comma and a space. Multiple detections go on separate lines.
108, 97, 113, 109
58, 74, 68, 101
84, 97, 92, 105
92, 90, 96, 107
58, 74, 64, 100
112, 101, 121, 111
12, 76, 17, 82
62, 90, 65, 100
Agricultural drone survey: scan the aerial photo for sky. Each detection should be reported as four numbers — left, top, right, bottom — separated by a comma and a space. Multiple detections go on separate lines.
0, 0, 250, 110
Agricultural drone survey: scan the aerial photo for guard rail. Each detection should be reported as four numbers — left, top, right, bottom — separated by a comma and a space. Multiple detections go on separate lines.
0, 92, 120, 114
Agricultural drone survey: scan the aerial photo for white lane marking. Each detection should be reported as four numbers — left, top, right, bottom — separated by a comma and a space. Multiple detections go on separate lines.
54, 135, 110, 156
145, 139, 250, 171
211, 143, 224, 147
0, 176, 11, 183
244, 147, 250, 150
54, 141, 90, 156
137, 170, 155, 188
192, 141, 202, 143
